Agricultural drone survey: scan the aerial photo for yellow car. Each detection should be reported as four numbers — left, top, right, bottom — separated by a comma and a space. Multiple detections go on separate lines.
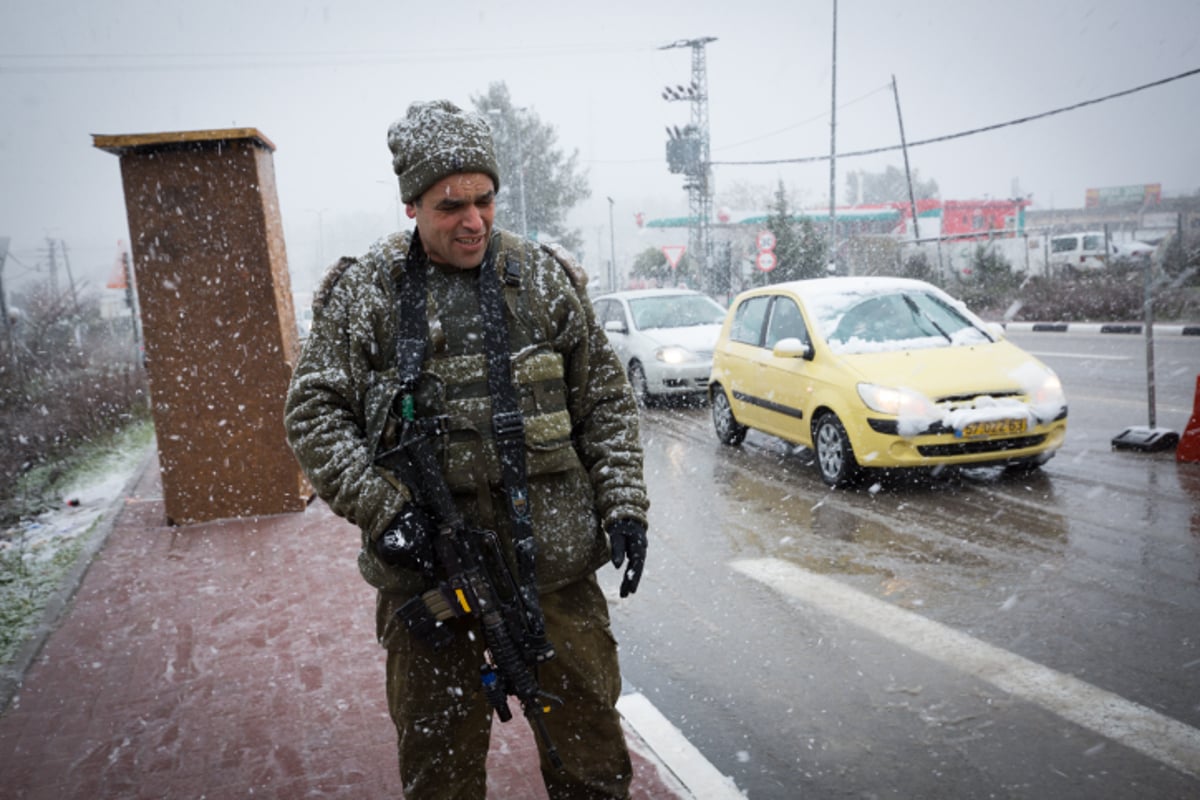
708, 277, 1068, 487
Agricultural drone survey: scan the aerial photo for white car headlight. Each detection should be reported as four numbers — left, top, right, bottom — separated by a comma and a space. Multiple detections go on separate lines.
1033, 371, 1065, 406
656, 346, 698, 364
1011, 362, 1067, 420
857, 383, 938, 418
1029, 370, 1066, 421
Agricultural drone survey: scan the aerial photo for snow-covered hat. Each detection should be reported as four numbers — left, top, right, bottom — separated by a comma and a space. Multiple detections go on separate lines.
388, 100, 501, 203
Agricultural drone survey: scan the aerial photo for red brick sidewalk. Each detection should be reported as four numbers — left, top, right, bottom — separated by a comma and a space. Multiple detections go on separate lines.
0, 455, 687, 799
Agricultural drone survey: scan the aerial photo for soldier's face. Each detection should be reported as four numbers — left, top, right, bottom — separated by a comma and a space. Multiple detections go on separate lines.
407, 172, 496, 269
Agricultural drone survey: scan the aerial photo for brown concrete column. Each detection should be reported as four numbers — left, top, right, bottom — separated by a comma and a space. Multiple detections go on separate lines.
93, 128, 311, 525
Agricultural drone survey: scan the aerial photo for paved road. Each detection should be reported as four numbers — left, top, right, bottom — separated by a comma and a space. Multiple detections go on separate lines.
605, 329, 1200, 798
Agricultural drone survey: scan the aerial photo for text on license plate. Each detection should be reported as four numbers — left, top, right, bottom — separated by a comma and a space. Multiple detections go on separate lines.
958, 418, 1028, 438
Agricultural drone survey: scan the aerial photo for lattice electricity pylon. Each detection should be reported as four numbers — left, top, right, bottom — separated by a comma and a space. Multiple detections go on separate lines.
661, 36, 717, 292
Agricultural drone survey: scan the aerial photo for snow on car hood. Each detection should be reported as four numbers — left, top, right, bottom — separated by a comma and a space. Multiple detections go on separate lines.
643, 323, 724, 353
836, 339, 1051, 400
837, 340, 1064, 436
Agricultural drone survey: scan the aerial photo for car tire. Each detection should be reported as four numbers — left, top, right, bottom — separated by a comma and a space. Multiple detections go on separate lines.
813, 412, 861, 488
711, 385, 747, 446
628, 361, 654, 408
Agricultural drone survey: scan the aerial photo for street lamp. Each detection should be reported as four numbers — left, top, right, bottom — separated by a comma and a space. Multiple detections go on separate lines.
487, 108, 529, 239
305, 208, 328, 266
376, 179, 402, 230
607, 197, 617, 292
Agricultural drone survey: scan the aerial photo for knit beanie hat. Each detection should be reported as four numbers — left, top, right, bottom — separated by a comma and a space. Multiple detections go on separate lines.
388, 100, 501, 203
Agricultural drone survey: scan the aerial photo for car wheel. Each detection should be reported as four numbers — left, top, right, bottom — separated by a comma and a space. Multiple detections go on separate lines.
628, 361, 654, 407
711, 385, 747, 445
813, 412, 861, 488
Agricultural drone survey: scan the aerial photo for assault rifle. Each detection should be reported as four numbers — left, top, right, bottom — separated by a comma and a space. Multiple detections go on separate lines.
374, 395, 564, 770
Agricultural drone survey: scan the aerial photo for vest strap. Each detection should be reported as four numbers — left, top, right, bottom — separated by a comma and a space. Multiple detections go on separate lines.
476, 239, 548, 652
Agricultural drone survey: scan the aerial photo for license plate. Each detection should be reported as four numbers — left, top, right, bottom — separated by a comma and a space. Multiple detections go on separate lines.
958, 418, 1028, 438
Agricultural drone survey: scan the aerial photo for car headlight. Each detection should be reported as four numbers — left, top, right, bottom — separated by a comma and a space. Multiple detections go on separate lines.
1011, 362, 1067, 420
656, 346, 699, 364
857, 383, 938, 418
1032, 371, 1065, 406
1029, 370, 1066, 420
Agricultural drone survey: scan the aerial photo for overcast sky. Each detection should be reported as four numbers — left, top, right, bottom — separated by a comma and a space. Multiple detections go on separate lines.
2, 0, 1197, 292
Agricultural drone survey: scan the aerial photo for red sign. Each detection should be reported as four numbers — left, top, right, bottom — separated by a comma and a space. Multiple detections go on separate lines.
755, 251, 777, 272
107, 242, 130, 289
757, 230, 777, 252
662, 245, 686, 269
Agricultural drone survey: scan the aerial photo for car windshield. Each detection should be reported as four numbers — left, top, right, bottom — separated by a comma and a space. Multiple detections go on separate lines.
628, 295, 726, 330
811, 287, 991, 354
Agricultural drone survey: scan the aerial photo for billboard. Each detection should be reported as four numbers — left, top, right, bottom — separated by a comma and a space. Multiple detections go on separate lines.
1085, 184, 1161, 208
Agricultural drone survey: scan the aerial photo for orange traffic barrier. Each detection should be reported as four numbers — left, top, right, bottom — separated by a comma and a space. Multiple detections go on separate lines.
1178, 375, 1200, 463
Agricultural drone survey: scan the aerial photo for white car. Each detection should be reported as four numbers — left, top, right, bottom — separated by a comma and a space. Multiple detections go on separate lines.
592, 289, 727, 405
1048, 231, 1110, 272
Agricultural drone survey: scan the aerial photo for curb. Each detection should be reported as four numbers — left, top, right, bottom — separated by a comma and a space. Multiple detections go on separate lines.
0, 446, 157, 715
1003, 322, 1200, 336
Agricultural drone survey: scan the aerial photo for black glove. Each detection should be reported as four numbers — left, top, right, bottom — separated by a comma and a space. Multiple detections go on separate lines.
608, 518, 647, 598
375, 504, 437, 578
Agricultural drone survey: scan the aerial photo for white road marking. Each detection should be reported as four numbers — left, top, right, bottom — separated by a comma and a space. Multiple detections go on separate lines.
731, 557, 1200, 780
618, 691, 746, 799
1028, 351, 1131, 361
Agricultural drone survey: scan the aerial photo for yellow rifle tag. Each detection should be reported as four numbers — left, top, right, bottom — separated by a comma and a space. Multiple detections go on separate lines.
455, 588, 472, 614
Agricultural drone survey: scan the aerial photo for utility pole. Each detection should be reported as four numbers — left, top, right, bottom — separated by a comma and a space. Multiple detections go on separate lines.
46, 236, 60, 296
661, 36, 717, 294
0, 236, 19, 377
827, 0, 839, 273
59, 238, 81, 314
892, 75, 921, 242
514, 109, 529, 239
121, 248, 142, 352
487, 107, 530, 239
607, 197, 617, 292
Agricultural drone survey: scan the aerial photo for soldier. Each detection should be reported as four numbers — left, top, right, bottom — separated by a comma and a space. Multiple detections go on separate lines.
283, 99, 649, 799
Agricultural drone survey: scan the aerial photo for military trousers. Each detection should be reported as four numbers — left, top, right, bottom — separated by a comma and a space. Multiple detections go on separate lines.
384, 573, 632, 799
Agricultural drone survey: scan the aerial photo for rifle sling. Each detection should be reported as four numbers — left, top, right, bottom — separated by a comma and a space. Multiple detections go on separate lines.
392, 232, 547, 643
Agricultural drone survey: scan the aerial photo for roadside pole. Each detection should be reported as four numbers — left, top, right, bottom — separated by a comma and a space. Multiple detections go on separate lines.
1111, 255, 1180, 452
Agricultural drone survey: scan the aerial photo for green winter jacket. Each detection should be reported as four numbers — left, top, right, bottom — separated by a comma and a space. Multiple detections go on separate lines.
283, 229, 648, 604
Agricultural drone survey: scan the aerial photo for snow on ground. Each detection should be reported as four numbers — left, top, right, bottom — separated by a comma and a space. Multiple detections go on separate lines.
0, 425, 154, 668
2, 435, 151, 566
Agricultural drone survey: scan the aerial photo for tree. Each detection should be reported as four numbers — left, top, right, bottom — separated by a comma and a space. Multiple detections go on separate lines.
844, 165, 938, 205
760, 180, 825, 285
472, 83, 590, 254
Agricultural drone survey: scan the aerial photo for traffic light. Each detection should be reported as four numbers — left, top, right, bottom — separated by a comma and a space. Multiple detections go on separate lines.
665, 125, 701, 175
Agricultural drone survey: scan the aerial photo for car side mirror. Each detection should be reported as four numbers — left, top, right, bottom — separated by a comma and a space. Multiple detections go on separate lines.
986, 322, 1006, 341
604, 319, 628, 335
772, 337, 813, 360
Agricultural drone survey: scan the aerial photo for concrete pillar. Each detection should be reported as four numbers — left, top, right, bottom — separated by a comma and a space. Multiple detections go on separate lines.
93, 128, 310, 525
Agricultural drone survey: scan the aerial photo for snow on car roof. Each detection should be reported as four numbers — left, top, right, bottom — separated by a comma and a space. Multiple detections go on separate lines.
595, 288, 706, 299
768, 276, 939, 299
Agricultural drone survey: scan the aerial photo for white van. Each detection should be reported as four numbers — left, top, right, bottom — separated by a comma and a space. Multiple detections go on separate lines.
1048, 231, 1109, 272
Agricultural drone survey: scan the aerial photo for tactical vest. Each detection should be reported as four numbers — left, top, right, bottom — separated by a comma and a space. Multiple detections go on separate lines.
376, 230, 581, 527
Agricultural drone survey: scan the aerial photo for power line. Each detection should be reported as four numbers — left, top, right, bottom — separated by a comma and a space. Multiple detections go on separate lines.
0, 42, 654, 74
714, 82, 893, 152
711, 66, 1200, 166
584, 82, 894, 166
